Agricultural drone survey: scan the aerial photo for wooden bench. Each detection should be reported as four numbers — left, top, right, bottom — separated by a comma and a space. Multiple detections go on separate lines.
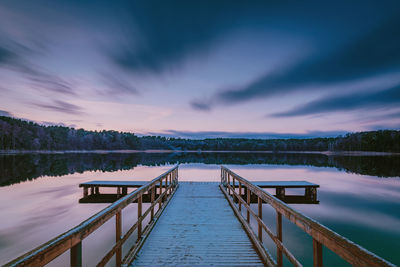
230, 181, 319, 204
79, 180, 168, 203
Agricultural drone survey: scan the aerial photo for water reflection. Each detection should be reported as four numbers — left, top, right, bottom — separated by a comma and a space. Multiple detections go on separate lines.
0, 152, 399, 186
0, 155, 399, 266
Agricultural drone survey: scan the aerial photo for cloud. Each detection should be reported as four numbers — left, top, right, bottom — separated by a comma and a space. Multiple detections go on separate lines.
144, 129, 347, 139
108, 1, 287, 74
192, 14, 400, 110
0, 110, 13, 117
0, 42, 75, 95
190, 99, 212, 111
16, 64, 75, 95
271, 85, 400, 117
99, 72, 139, 95
32, 100, 85, 115
0, 45, 15, 64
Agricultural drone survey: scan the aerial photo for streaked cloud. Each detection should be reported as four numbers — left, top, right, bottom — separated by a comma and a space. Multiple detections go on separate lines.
32, 100, 85, 115
271, 85, 400, 117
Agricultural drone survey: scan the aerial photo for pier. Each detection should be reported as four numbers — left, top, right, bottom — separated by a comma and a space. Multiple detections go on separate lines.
5, 165, 395, 267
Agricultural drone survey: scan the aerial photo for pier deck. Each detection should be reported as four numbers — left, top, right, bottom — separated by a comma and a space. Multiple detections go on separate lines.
130, 182, 263, 266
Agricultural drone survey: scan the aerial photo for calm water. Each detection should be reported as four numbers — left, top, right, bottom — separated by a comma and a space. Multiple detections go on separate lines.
0, 152, 399, 266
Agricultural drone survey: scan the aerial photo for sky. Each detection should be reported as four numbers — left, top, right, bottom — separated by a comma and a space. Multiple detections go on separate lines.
0, 0, 399, 139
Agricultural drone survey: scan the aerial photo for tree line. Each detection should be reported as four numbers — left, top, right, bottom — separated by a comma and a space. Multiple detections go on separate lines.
0, 116, 399, 152
1, 152, 399, 186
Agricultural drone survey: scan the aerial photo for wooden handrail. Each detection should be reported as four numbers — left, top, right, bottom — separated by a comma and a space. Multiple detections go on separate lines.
220, 166, 395, 267
5, 165, 179, 267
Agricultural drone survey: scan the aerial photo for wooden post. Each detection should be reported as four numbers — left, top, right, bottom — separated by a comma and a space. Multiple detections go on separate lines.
247, 188, 251, 223
165, 175, 169, 196
116, 211, 122, 267
313, 238, 323, 267
95, 187, 99, 194
232, 178, 236, 202
151, 186, 155, 221
83, 187, 88, 198
277, 211, 283, 267
227, 174, 230, 195
238, 182, 242, 211
138, 194, 142, 240
169, 174, 172, 194
70, 241, 82, 267
159, 180, 162, 210
276, 187, 285, 199
258, 197, 262, 241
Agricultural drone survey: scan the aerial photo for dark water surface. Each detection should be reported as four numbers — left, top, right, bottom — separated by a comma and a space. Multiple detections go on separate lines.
0, 152, 399, 266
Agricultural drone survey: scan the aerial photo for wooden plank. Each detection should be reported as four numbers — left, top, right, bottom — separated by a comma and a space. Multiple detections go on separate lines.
116, 211, 122, 267
253, 181, 319, 188
313, 238, 323, 267
79, 181, 169, 188
70, 242, 82, 267
130, 182, 264, 266
276, 212, 283, 267
5, 166, 179, 267
221, 166, 396, 267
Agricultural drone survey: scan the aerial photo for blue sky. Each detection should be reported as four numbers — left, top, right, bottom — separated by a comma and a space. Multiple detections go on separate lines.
0, 0, 399, 138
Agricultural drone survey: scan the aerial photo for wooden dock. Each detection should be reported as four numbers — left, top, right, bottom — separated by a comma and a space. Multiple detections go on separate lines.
5, 165, 395, 267
130, 182, 263, 266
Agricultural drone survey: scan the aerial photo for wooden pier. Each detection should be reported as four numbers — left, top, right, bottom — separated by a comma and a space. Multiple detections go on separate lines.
5, 165, 395, 267
131, 182, 263, 266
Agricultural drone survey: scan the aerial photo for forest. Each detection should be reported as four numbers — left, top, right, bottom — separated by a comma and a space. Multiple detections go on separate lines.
1, 152, 399, 186
0, 116, 399, 152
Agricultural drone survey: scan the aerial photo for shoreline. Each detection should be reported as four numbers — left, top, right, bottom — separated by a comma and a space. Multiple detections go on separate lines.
0, 149, 398, 156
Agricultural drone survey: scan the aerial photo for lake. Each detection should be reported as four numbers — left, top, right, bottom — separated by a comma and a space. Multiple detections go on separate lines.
0, 152, 399, 266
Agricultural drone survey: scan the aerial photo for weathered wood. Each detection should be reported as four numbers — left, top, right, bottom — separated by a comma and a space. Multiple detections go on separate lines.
258, 197, 262, 241
150, 186, 155, 220
313, 238, 323, 267
220, 184, 274, 267
277, 212, 283, 267
116, 211, 122, 267
131, 182, 265, 266
5, 165, 179, 267
70, 241, 82, 267
221, 166, 395, 267
228, 184, 302, 267
246, 188, 250, 223
97, 185, 175, 267
238, 182, 242, 211
121, 184, 179, 265
137, 194, 142, 240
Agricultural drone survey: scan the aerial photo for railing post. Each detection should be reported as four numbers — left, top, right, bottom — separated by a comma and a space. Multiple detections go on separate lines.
238, 182, 242, 211
169, 173, 172, 194
70, 241, 82, 267
277, 211, 283, 267
258, 197, 262, 241
313, 238, 323, 267
232, 177, 236, 202
246, 188, 250, 223
151, 186, 155, 220
164, 174, 168, 196
159, 180, 162, 210
116, 211, 122, 267
138, 194, 142, 240
227, 174, 230, 195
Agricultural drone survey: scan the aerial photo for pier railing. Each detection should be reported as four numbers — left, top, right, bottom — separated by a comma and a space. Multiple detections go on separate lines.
220, 166, 394, 267
6, 165, 179, 267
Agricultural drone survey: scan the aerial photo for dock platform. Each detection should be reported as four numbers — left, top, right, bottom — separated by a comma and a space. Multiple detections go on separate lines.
7, 165, 394, 267
130, 182, 263, 266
